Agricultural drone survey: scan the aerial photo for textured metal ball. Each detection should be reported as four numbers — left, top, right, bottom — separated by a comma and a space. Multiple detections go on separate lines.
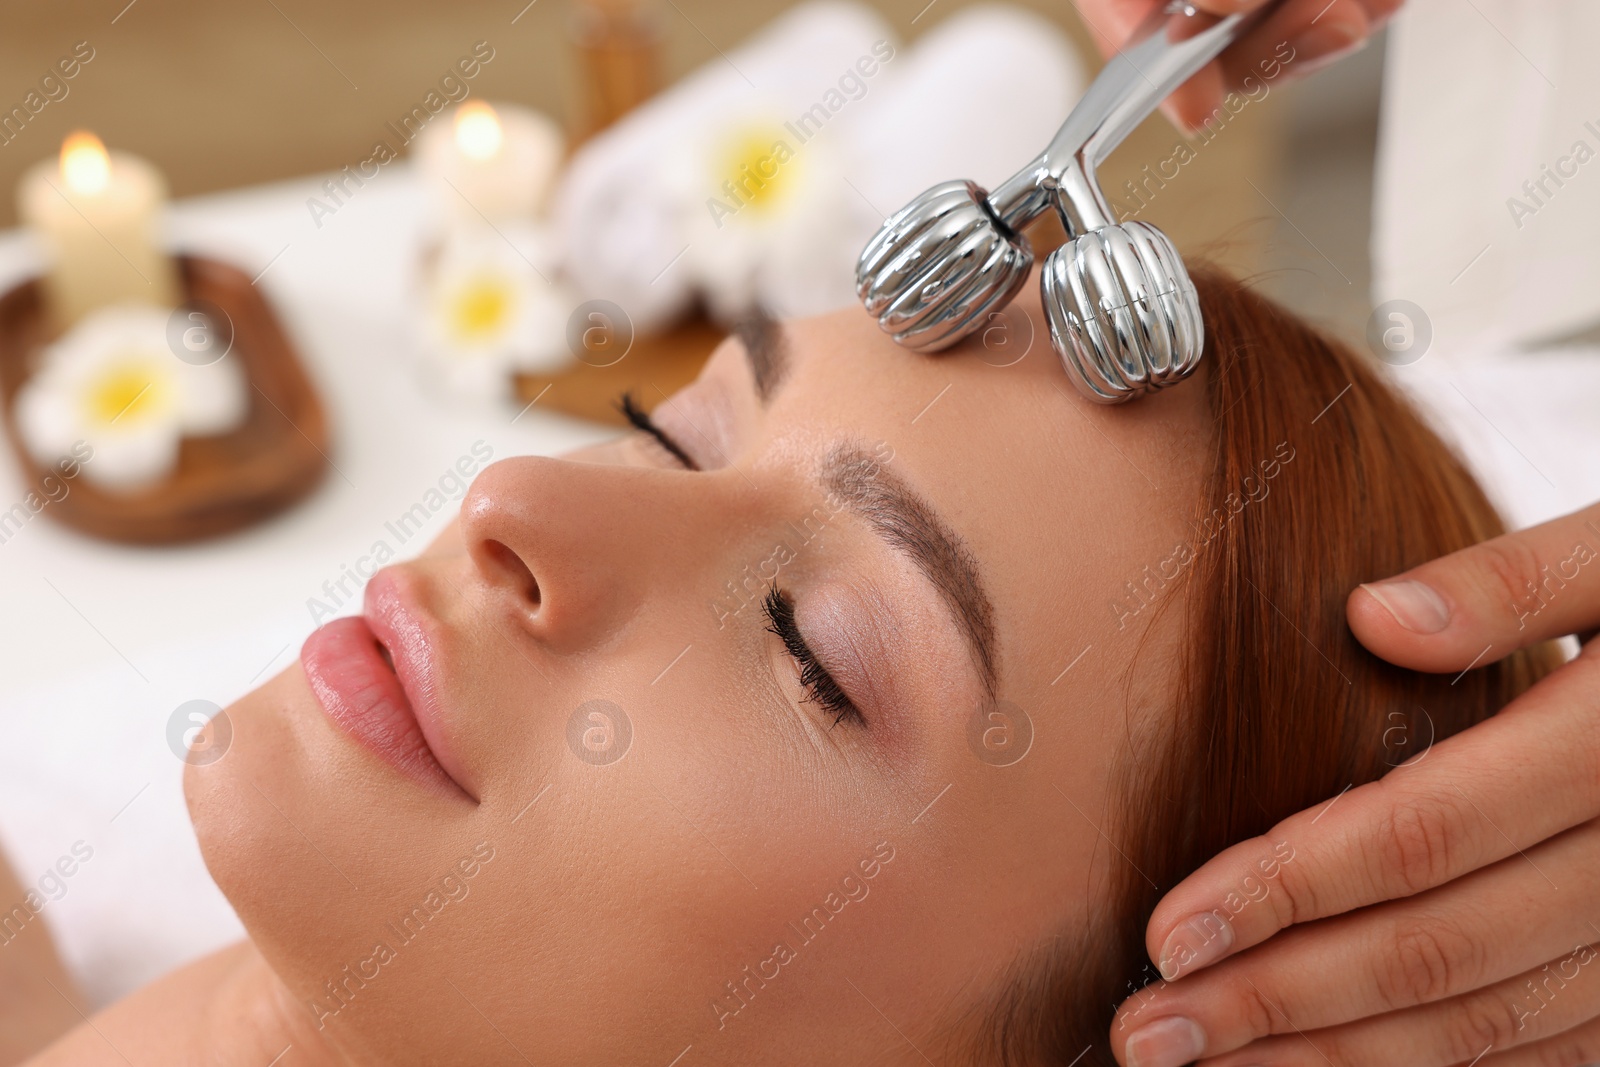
856, 180, 1035, 353
1041, 220, 1203, 403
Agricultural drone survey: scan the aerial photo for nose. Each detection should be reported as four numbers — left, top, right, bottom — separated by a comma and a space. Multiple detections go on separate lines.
458, 455, 748, 650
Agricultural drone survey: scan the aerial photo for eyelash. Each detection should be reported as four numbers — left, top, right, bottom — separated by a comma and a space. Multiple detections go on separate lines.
763, 588, 864, 728
617, 391, 696, 470
619, 391, 859, 729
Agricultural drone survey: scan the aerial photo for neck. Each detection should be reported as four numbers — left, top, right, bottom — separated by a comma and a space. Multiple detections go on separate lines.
28, 942, 348, 1067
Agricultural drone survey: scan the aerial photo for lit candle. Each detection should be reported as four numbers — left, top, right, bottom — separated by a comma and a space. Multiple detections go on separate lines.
415, 101, 565, 227
17, 131, 180, 327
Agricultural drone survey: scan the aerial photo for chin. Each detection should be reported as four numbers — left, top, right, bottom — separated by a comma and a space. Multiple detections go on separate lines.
185, 664, 343, 942
184, 661, 502, 1045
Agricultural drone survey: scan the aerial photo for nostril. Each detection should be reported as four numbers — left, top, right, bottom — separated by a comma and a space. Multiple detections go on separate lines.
483, 539, 540, 608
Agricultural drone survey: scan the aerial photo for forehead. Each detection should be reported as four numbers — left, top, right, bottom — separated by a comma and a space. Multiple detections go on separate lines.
721, 278, 1214, 700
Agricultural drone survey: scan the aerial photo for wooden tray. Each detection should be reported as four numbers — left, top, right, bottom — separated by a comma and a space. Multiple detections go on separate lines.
513, 311, 724, 425
0, 255, 329, 545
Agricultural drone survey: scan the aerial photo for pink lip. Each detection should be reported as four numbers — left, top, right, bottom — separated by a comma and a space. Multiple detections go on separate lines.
299, 570, 475, 802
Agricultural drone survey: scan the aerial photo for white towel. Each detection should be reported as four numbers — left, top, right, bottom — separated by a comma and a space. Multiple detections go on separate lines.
842, 4, 1087, 219
555, 1, 897, 331
554, 1, 1086, 329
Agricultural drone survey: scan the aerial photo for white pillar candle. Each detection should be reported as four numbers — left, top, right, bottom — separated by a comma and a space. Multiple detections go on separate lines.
17, 131, 180, 328
415, 101, 565, 228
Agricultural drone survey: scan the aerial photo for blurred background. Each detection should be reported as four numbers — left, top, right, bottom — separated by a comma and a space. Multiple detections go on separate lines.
0, 0, 1384, 337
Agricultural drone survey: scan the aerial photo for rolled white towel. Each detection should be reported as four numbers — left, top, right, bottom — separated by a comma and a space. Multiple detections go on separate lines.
725, 4, 1087, 319
842, 4, 1087, 217
554, 0, 896, 333
557, 3, 1086, 329
674, 89, 876, 322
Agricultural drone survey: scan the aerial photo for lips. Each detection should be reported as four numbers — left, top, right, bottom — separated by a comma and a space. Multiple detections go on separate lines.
300, 570, 475, 801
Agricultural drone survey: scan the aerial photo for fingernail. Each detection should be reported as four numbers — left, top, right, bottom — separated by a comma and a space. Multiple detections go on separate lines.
1362, 579, 1451, 634
1157, 910, 1234, 979
1159, 99, 1190, 134
1287, 16, 1367, 75
1125, 1015, 1206, 1067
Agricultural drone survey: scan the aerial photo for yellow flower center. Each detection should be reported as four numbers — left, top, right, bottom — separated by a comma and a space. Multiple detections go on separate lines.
81, 354, 170, 427
722, 127, 793, 213
448, 275, 515, 344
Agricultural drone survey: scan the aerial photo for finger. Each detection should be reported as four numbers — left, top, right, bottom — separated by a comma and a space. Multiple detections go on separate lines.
1079, 0, 1154, 56
1112, 818, 1600, 1065
1081, 0, 1229, 133
1162, 65, 1228, 133
1472, 1010, 1600, 1067
1217, 0, 1369, 84
1185, 0, 1270, 13
1358, 0, 1405, 32
1161, 0, 1369, 132
1348, 501, 1600, 673
1140, 645, 1600, 979
1191, 940, 1600, 1067
1093, 0, 1376, 133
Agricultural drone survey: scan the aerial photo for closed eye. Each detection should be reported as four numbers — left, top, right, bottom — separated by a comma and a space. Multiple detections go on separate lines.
617, 391, 697, 470
763, 587, 865, 728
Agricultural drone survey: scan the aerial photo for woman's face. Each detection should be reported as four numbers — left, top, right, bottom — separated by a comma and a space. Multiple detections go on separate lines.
189, 274, 1211, 1065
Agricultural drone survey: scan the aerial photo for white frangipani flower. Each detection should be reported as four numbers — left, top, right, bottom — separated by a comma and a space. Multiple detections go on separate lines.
13, 304, 247, 493
551, 1, 1085, 332
673, 108, 870, 322
553, 2, 897, 330
419, 227, 574, 401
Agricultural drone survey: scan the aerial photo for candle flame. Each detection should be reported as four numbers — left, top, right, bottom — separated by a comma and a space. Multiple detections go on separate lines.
61, 131, 111, 196
455, 102, 504, 162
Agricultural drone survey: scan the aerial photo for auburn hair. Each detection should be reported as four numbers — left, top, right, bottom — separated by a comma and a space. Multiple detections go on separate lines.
976, 268, 1557, 1064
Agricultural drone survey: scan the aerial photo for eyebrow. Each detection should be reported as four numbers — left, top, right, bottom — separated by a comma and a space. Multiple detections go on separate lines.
734, 309, 788, 403
821, 444, 999, 700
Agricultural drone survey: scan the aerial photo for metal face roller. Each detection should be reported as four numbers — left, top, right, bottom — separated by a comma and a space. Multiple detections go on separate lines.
855, 179, 1034, 353
856, 0, 1288, 402
1041, 216, 1203, 402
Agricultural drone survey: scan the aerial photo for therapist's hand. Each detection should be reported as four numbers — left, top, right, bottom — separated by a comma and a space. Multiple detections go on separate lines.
1074, 0, 1401, 132
1110, 500, 1600, 1067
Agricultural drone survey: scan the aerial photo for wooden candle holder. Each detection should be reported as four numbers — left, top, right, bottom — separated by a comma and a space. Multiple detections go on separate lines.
0, 254, 329, 544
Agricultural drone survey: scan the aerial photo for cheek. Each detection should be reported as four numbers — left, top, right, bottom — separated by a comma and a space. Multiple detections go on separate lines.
187, 667, 509, 1062
430, 629, 922, 1058
194, 541, 1019, 1059
186, 667, 316, 919
559, 439, 627, 464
